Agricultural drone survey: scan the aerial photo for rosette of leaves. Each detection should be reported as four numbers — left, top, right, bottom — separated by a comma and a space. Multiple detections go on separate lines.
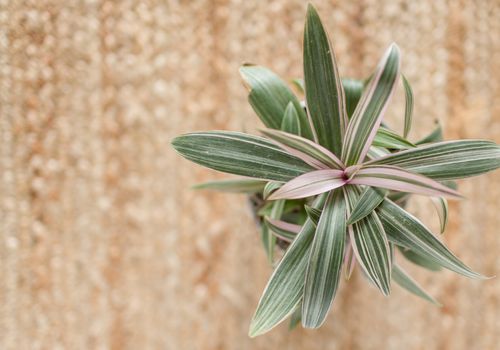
172, 4, 500, 337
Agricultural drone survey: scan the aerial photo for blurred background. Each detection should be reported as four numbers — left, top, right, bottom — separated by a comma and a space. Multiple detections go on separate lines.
1, 1, 499, 349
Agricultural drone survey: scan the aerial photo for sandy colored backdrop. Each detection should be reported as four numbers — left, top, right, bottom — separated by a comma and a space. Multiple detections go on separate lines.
1, 1, 499, 349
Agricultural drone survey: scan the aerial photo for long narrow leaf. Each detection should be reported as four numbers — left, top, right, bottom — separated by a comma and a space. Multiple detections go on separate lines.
303, 4, 348, 155
350, 165, 462, 199
342, 44, 401, 166
345, 187, 392, 296
366, 140, 500, 180
304, 205, 321, 226
302, 190, 347, 328
249, 195, 327, 337
402, 75, 414, 138
281, 102, 301, 135
416, 122, 443, 145
399, 247, 442, 271
265, 218, 301, 242
392, 264, 441, 305
240, 64, 313, 139
431, 197, 449, 233
172, 131, 313, 182
261, 129, 344, 169
263, 181, 283, 199
193, 178, 267, 193
377, 199, 485, 279
342, 78, 364, 118
347, 186, 386, 225
269, 169, 345, 200
373, 127, 415, 150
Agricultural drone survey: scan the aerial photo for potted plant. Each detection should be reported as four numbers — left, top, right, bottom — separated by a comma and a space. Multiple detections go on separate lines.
172, 4, 500, 337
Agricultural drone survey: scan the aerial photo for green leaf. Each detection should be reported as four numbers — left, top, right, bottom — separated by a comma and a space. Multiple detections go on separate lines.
347, 186, 386, 225
431, 197, 449, 233
378, 199, 485, 278
345, 188, 392, 296
373, 127, 415, 150
263, 181, 283, 199
265, 217, 301, 242
281, 102, 301, 135
416, 122, 443, 145
304, 205, 321, 226
260, 224, 275, 264
302, 189, 347, 328
261, 129, 344, 169
303, 4, 348, 155
264, 200, 286, 262
289, 304, 302, 330
392, 264, 441, 305
342, 44, 401, 166
193, 178, 267, 193
398, 247, 442, 272
172, 131, 313, 182
402, 75, 414, 138
367, 140, 500, 180
240, 65, 314, 140
249, 194, 327, 337
291, 78, 304, 94
342, 78, 364, 118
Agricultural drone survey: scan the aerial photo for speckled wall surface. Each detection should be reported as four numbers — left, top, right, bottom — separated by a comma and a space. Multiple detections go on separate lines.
0, 1, 499, 349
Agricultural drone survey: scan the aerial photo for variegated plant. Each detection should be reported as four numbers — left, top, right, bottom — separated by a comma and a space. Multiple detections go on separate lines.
172, 4, 500, 337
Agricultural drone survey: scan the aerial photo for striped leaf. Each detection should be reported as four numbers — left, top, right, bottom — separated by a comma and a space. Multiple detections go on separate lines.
342, 44, 401, 166
240, 64, 313, 139
347, 186, 386, 225
302, 190, 347, 328
345, 188, 392, 296
265, 218, 301, 243
304, 205, 321, 226
263, 181, 283, 199
172, 131, 313, 182
402, 75, 414, 138
392, 264, 440, 305
416, 122, 443, 145
281, 102, 301, 135
269, 169, 346, 200
431, 197, 449, 233
193, 178, 267, 193
344, 243, 356, 280
367, 140, 500, 180
399, 247, 442, 272
377, 199, 485, 279
288, 304, 302, 330
373, 127, 415, 150
342, 78, 364, 118
249, 195, 326, 337
350, 165, 462, 199
261, 129, 344, 169
303, 4, 348, 155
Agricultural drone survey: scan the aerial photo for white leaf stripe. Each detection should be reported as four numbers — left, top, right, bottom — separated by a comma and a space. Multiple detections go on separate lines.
281, 102, 301, 136
350, 165, 462, 199
249, 195, 327, 337
303, 4, 348, 155
347, 186, 386, 225
269, 169, 345, 200
172, 131, 314, 182
265, 218, 301, 242
373, 127, 415, 150
342, 44, 401, 166
261, 129, 344, 169
240, 64, 314, 140
402, 75, 413, 138
377, 199, 485, 279
367, 140, 500, 180
345, 187, 391, 295
392, 264, 441, 305
431, 197, 448, 233
192, 178, 267, 193
302, 190, 346, 328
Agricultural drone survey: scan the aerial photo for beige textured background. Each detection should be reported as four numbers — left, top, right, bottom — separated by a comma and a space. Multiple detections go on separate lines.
1, 1, 499, 349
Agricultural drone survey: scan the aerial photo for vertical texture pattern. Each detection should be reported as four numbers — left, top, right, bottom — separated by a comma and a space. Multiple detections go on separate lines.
0, 1, 499, 349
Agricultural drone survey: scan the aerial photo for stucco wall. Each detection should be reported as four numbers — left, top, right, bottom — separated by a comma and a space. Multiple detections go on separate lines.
0, 1, 499, 349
